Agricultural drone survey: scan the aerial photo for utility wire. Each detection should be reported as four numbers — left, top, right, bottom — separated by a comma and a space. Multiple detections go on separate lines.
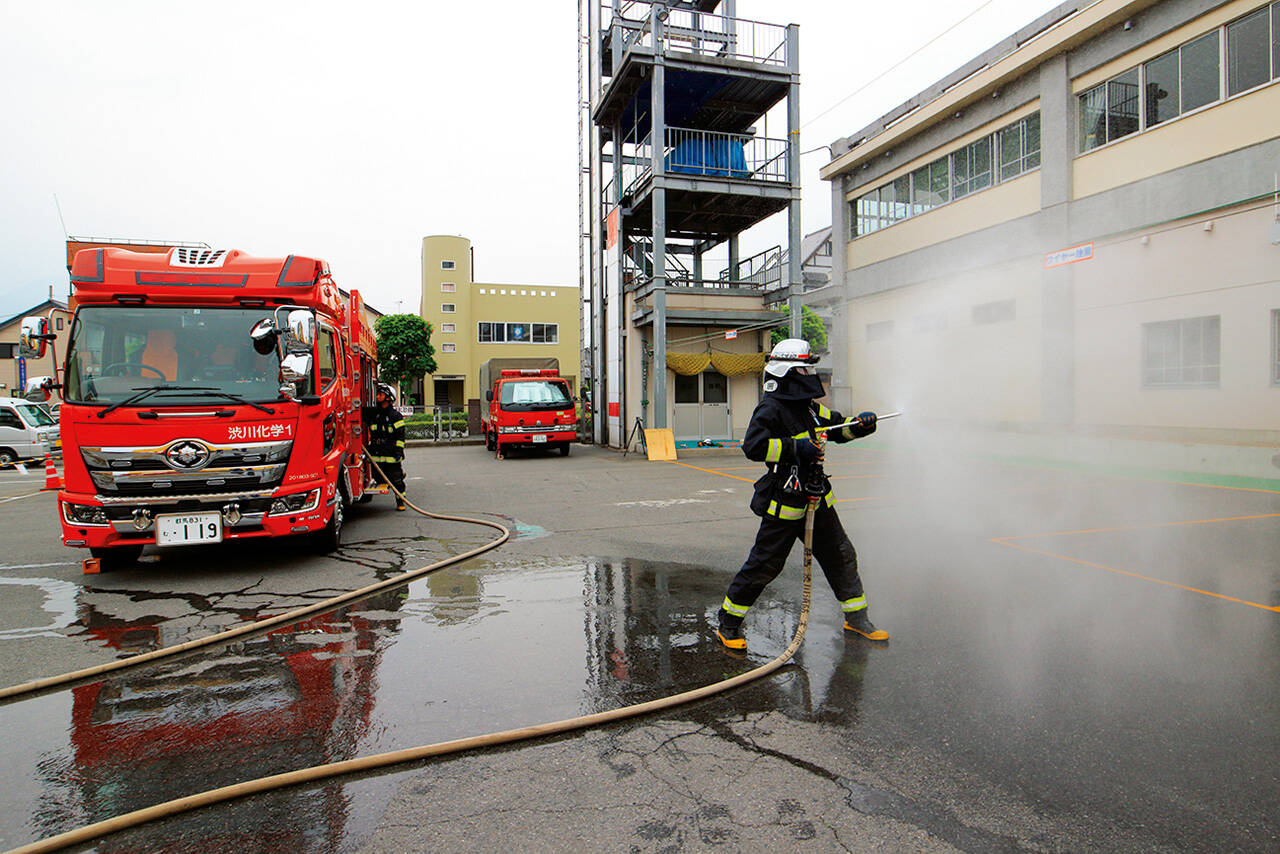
801, 0, 997, 132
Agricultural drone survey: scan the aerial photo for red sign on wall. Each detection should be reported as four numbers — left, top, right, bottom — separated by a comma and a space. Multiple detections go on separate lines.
606, 208, 619, 250
608, 402, 620, 418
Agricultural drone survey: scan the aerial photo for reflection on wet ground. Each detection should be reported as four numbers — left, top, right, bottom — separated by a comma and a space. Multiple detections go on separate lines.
0, 556, 806, 852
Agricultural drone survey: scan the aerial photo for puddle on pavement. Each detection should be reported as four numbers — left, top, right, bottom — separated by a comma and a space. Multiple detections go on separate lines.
0, 556, 864, 852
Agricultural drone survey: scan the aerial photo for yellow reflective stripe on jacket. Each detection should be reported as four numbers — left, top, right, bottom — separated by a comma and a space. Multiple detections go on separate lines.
395, 440, 406, 447
721, 597, 750, 617
816, 404, 831, 420
392, 420, 405, 429
825, 490, 835, 507
765, 438, 782, 463
790, 429, 812, 440
371, 455, 399, 463
840, 595, 868, 613
767, 500, 807, 521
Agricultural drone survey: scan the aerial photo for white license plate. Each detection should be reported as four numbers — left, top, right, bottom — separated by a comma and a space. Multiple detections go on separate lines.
156, 512, 223, 546
532, 434, 548, 443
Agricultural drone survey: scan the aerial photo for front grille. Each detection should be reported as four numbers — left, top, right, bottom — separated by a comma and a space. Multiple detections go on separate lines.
81, 439, 292, 498
171, 248, 228, 267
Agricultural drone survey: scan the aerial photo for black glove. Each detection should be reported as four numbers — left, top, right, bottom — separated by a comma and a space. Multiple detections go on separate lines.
856, 411, 877, 434
795, 437, 823, 464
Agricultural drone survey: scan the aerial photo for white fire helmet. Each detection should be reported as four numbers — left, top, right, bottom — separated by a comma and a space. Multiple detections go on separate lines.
764, 338, 819, 377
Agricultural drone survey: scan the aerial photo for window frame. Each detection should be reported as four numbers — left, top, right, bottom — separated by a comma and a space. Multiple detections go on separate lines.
441, 282, 456, 293
441, 260, 456, 270
1141, 315, 1221, 388
441, 303, 456, 314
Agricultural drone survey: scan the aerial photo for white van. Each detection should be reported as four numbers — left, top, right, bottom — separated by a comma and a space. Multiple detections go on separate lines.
0, 397, 60, 466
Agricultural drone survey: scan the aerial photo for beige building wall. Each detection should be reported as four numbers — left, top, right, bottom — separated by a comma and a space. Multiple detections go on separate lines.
421, 236, 581, 406
848, 260, 1044, 423
1074, 204, 1280, 431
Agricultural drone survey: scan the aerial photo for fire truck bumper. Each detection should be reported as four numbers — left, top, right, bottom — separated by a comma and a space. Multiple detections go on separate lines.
497, 430, 578, 448
57, 486, 332, 549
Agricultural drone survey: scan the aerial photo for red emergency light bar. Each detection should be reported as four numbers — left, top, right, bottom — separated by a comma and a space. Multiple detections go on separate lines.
500, 369, 560, 377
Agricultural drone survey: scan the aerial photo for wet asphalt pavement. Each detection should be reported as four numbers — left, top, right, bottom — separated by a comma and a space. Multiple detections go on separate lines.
0, 434, 1276, 852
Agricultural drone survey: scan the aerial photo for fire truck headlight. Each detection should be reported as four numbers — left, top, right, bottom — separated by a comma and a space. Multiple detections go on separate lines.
63, 503, 110, 526
269, 489, 320, 515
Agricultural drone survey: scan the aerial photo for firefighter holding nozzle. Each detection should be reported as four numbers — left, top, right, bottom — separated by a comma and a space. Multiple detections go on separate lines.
365, 382, 407, 511
716, 338, 888, 651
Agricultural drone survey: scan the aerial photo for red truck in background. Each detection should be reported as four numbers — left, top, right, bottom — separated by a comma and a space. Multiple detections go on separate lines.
480, 362, 577, 458
20, 247, 380, 568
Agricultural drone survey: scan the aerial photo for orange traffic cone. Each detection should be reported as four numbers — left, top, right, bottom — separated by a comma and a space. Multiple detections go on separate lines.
42, 454, 61, 491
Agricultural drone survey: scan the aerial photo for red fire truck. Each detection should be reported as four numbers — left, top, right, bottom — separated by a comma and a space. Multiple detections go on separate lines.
481, 366, 578, 458
21, 247, 380, 568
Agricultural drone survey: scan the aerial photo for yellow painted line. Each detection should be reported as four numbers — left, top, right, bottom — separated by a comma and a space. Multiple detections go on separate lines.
993, 512, 1280, 542
1168, 479, 1280, 495
991, 511, 1280, 613
993, 538, 1280, 613
669, 461, 755, 483
829, 474, 890, 481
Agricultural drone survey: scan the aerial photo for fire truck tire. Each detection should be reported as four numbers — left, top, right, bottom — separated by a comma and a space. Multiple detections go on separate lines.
558, 442, 571, 457
89, 544, 143, 570
314, 492, 344, 553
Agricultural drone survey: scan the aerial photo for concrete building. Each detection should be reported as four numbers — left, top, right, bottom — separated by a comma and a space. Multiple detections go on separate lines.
580, 1, 804, 447
420, 235, 581, 411
816, 0, 1280, 441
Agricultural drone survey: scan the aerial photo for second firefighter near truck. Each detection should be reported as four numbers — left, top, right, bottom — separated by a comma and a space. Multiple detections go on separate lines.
717, 338, 888, 652
364, 383, 407, 510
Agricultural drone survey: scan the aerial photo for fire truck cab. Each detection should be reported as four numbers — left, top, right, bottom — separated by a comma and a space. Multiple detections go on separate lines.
23, 247, 380, 568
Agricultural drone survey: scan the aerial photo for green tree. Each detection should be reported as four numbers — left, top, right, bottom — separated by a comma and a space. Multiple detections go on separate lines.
770, 304, 828, 352
375, 314, 436, 403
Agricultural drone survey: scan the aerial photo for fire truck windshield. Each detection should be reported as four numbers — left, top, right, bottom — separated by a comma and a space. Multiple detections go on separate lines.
64, 306, 285, 406
499, 379, 572, 411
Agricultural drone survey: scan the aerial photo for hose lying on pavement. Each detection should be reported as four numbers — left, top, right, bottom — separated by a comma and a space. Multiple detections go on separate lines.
4, 456, 814, 854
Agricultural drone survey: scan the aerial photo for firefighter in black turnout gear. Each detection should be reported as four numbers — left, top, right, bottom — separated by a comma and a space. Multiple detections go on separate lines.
365, 383, 407, 510
716, 338, 888, 651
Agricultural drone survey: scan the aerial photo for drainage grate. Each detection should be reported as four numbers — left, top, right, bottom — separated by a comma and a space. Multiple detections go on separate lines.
171, 248, 228, 267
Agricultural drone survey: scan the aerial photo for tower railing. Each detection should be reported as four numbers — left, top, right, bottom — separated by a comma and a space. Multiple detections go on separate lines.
620, 126, 788, 198
601, 3, 788, 69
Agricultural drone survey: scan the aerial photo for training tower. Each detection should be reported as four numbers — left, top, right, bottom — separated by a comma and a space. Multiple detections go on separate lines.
578, 0, 801, 447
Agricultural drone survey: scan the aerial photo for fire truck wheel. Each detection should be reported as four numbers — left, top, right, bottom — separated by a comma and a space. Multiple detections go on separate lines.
559, 442, 571, 457
89, 544, 143, 570
314, 496, 343, 553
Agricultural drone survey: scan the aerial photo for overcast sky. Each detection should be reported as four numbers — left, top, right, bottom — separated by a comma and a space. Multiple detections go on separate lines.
0, 0, 1067, 319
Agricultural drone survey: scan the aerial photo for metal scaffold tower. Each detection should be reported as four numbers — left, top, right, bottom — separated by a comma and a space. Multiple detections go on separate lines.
579, 0, 802, 448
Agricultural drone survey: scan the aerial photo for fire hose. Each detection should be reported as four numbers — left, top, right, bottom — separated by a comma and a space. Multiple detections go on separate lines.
3, 445, 832, 854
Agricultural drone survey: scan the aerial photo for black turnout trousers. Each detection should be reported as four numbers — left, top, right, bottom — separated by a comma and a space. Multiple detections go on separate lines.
723, 500, 864, 626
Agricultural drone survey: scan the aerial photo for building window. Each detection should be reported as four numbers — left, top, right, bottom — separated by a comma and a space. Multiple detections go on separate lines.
951, 136, 993, 199
442, 343, 457, 353
1272, 309, 1280, 385
441, 282, 456, 293
441, 323, 456, 333
1227, 6, 1271, 96
1142, 315, 1220, 387
55, 317, 64, 330
479, 288, 486, 294
532, 323, 558, 343
866, 320, 895, 341
998, 112, 1041, 181
441, 303, 456, 313
0, 343, 14, 359
441, 260, 456, 270
1274, 2, 1280, 80
550, 291, 557, 297
1079, 68, 1139, 151
478, 322, 504, 342
1144, 49, 1182, 127
972, 299, 1016, 325
913, 312, 947, 333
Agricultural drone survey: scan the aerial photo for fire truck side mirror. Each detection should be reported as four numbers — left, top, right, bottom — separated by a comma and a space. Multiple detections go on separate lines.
250, 318, 279, 355
285, 310, 316, 353
281, 352, 313, 384
25, 376, 53, 402
485, 390, 493, 402
19, 317, 49, 360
